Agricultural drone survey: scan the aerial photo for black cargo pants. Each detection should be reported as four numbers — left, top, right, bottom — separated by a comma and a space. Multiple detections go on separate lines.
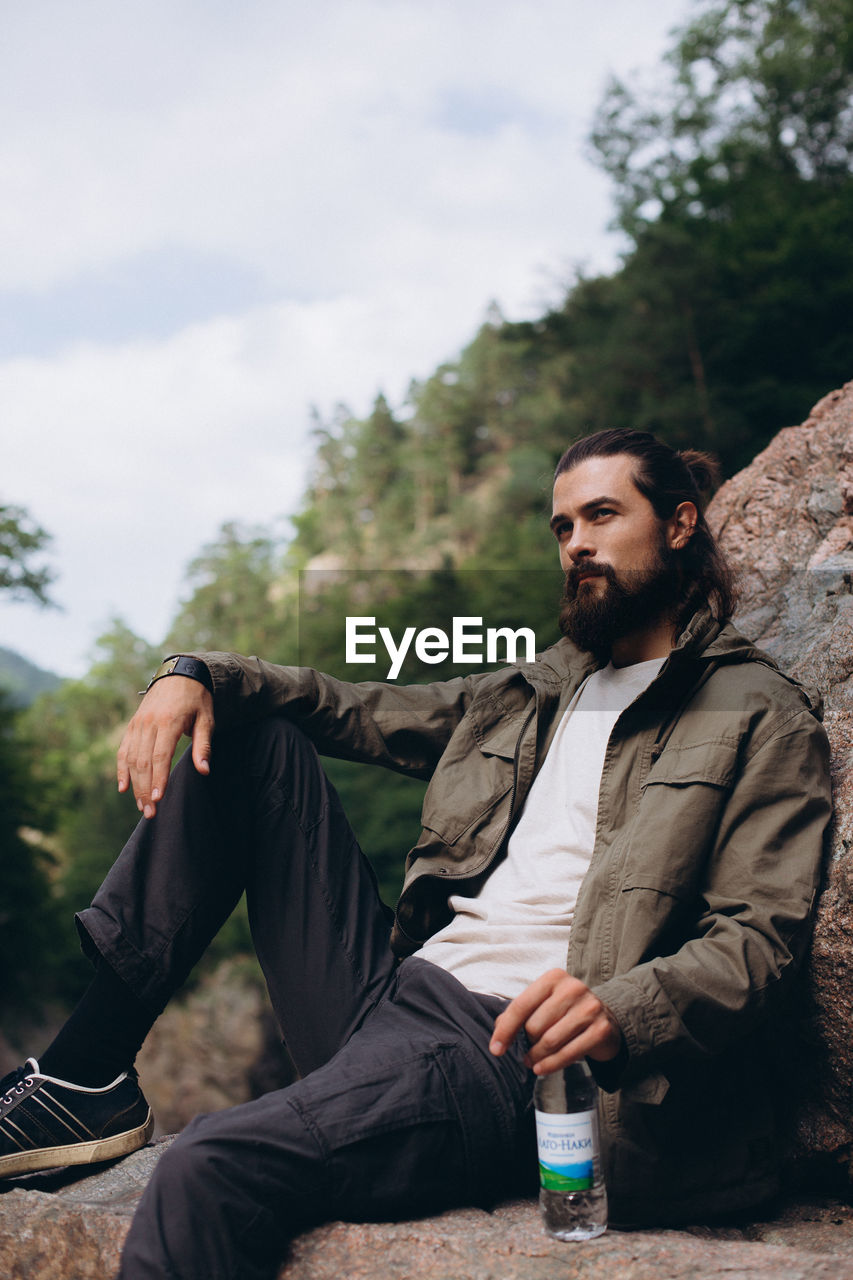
76, 717, 536, 1280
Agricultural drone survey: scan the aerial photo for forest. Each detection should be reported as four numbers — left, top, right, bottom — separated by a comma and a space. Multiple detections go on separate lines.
3, 0, 853, 1018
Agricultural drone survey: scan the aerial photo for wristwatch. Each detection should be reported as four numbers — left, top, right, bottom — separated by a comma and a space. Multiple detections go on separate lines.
143, 655, 214, 694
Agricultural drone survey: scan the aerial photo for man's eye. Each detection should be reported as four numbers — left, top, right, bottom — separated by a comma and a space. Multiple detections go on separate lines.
593, 508, 614, 520
553, 522, 572, 538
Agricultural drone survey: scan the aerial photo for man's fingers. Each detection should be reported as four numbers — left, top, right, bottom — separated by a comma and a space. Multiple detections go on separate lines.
526, 1003, 623, 1074
150, 736, 179, 810
115, 679, 214, 818
523, 984, 600, 1049
131, 721, 185, 815
191, 711, 215, 776
490, 971, 623, 1072
527, 1023, 603, 1075
121, 720, 160, 817
489, 970, 567, 1055
116, 733, 131, 794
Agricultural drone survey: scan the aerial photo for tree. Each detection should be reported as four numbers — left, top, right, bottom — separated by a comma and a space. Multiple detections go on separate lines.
0, 502, 55, 604
0, 502, 60, 1009
591, 0, 853, 239
14, 622, 161, 997
0, 690, 72, 1012
165, 521, 294, 661
569, 0, 853, 472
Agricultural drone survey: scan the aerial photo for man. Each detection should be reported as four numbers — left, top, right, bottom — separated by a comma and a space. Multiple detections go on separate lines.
0, 430, 832, 1280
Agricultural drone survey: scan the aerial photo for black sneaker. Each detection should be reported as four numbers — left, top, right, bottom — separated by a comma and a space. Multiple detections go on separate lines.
0, 1057, 154, 1178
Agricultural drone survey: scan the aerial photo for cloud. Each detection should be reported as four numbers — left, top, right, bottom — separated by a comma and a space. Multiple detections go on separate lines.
0, 285, 501, 672
1, 0, 685, 294
0, 0, 691, 675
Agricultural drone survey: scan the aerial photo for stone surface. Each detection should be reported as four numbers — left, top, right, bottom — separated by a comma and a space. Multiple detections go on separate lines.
3, 1142, 853, 1280
134, 958, 293, 1136
0, 1142, 165, 1280
708, 380, 853, 1169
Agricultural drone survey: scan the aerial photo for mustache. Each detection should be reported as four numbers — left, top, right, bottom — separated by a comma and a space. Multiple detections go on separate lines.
563, 561, 617, 596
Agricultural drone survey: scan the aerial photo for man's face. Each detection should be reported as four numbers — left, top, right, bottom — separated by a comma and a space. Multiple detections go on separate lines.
551, 454, 681, 659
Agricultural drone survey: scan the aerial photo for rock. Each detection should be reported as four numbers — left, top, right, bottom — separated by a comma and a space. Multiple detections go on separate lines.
3, 1142, 853, 1280
134, 958, 294, 1136
0, 1142, 165, 1280
707, 380, 853, 1169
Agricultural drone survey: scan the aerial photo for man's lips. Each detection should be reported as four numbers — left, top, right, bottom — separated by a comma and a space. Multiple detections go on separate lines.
573, 566, 607, 585
565, 563, 612, 596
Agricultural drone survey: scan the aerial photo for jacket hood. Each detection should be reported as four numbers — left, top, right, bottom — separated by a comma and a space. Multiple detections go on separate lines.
519, 604, 822, 716
673, 607, 824, 717
528, 604, 745, 686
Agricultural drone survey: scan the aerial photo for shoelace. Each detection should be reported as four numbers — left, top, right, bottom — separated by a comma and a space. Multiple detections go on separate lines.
0, 1066, 31, 1106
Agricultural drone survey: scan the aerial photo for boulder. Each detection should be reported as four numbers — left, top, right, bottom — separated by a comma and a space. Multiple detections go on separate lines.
134, 958, 294, 1136
707, 380, 853, 1169
2, 1141, 853, 1280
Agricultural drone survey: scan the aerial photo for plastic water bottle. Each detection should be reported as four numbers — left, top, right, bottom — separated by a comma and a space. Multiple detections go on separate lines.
533, 1061, 607, 1241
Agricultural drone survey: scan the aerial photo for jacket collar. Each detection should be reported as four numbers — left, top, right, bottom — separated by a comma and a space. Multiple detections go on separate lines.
531, 601, 732, 687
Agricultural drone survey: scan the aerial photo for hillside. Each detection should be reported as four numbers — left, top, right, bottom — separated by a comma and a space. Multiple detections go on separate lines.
0, 645, 62, 707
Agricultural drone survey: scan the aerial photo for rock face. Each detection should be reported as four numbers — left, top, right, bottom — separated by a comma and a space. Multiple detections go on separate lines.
707, 380, 853, 1169
135, 958, 294, 1136
3, 1141, 853, 1280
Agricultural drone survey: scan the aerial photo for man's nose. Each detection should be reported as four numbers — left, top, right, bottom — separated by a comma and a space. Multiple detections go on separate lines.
566, 523, 595, 563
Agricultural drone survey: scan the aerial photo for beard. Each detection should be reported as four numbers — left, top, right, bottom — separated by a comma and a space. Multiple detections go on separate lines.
559, 539, 681, 660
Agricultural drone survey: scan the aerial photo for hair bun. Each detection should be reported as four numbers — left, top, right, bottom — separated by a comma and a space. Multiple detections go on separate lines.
678, 449, 720, 495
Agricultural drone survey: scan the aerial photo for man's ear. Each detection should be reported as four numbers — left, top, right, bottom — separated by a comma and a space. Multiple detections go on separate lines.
668, 501, 698, 550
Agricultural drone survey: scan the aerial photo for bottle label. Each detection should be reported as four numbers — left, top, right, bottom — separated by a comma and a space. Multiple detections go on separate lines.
535, 1108, 597, 1192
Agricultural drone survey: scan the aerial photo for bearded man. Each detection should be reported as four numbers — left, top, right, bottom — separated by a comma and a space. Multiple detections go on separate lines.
0, 430, 832, 1280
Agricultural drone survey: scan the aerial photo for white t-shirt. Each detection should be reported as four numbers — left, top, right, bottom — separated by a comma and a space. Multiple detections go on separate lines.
417, 656, 665, 1000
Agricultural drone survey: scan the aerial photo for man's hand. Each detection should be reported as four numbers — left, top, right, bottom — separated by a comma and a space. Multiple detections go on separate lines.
489, 969, 623, 1076
117, 676, 215, 819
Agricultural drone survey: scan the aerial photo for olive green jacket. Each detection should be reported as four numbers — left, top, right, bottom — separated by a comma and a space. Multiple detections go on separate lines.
193, 606, 832, 1224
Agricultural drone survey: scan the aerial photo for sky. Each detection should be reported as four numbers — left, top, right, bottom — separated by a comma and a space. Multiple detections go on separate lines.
1, 0, 692, 678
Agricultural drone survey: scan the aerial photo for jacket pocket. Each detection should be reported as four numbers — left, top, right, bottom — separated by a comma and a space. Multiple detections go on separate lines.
641, 739, 739, 790
619, 872, 695, 901
420, 771, 514, 846
419, 716, 520, 845
625, 741, 740, 898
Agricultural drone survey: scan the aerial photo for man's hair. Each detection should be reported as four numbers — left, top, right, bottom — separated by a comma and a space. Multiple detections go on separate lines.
554, 428, 737, 622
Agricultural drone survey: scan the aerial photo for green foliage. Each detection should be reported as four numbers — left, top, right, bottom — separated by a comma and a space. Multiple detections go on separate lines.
293, 313, 577, 576
591, 0, 853, 237
0, 503, 55, 605
165, 521, 296, 663
0, 694, 67, 1014
577, 0, 853, 469
17, 623, 162, 998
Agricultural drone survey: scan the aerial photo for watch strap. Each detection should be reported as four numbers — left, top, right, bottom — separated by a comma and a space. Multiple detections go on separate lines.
144, 655, 213, 694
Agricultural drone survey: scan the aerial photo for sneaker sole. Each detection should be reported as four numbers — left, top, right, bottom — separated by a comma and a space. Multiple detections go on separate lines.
0, 1108, 154, 1178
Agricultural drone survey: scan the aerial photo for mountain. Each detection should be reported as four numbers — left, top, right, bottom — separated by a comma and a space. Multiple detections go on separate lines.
0, 646, 63, 707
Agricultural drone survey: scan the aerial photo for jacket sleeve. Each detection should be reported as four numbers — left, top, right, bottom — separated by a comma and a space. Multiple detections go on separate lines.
186, 650, 481, 780
590, 705, 832, 1102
